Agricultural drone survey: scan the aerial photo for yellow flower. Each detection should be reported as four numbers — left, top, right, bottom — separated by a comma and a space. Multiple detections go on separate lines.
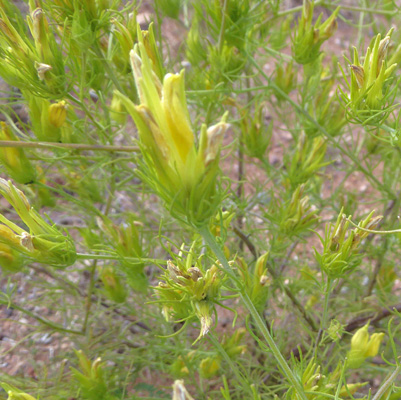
0, 122, 36, 184
116, 26, 229, 226
48, 100, 67, 128
347, 323, 385, 368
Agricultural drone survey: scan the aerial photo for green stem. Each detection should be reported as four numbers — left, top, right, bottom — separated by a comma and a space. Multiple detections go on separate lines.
93, 44, 126, 94
356, 0, 366, 48
199, 226, 307, 400
322, 2, 396, 16
263, 0, 394, 23
208, 333, 253, 395
0, 140, 139, 152
1, 299, 83, 336
217, 0, 229, 53
314, 277, 333, 356
82, 260, 97, 334
76, 253, 166, 264
372, 366, 401, 400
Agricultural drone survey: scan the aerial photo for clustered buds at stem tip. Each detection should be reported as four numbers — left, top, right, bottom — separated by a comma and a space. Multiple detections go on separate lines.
315, 208, 382, 278
292, 0, 339, 65
0, 178, 76, 267
339, 28, 398, 125
155, 244, 224, 343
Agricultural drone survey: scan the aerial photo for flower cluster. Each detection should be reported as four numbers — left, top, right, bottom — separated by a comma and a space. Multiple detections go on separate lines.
347, 323, 385, 369
339, 28, 399, 125
116, 28, 229, 227
292, 0, 339, 65
155, 244, 225, 343
0, 179, 76, 268
315, 209, 382, 278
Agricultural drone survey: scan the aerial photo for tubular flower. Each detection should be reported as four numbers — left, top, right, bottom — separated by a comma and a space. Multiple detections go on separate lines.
347, 323, 385, 369
116, 27, 229, 227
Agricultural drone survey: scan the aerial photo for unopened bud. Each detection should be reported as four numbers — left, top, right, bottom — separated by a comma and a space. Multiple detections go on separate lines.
7, 392, 37, 400
32, 8, 44, 40
322, 18, 337, 39
255, 252, 269, 277
0, 122, 36, 184
351, 65, 365, 88
110, 93, 126, 125
365, 332, 385, 357
200, 357, 221, 378
303, 0, 313, 23
377, 36, 391, 72
100, 267, 127, 303
347, 323, 385, 368
204, 120, 229, 166
48, 101, 67, 128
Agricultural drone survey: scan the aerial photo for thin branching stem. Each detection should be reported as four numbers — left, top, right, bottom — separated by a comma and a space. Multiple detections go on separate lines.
200, 226, 308, 400
0, 140, 139, 152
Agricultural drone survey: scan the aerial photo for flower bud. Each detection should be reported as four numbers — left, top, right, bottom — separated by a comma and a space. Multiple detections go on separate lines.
71, 350, 108, 398
274, 62, 297, 100
339, 383, 368, 397
0, 122, 36, 184
48, 100, 67, 128
100, 267, 127, 303
7, 392, 36, 400
142, 24, 164, 80
110, 93, 127, 125
280, 184, 319, 236
0, 179, 76, 267
241, 105, 272, 159
292, 1, 339, 65
112, 14, 137, 71
365, 332, 385, 357
326, 319, 344, 342
200, 357, 221, 378
117, 25, 228, 226
0, 243, 24, 273
30, 7, 52, 64
350, 65, 365, 89
255, 252, 269, 277
203, 117, 229, 167
339, 28, 398, 125
1, 384, 36, 400
223, 328, 247, 358
194, 301, 213, 338
347, 323, 385, 369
